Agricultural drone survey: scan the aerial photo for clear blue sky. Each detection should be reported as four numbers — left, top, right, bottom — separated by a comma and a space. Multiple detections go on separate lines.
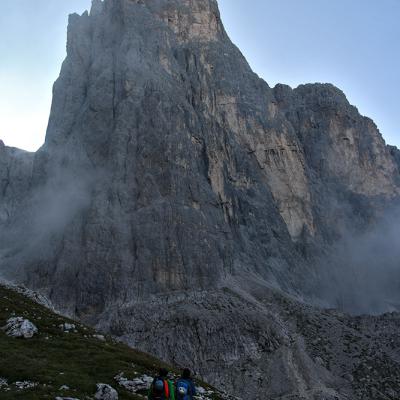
1, 0, 399, 151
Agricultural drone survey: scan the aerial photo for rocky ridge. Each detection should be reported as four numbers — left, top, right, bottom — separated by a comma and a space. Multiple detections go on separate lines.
1, 0, 400, 399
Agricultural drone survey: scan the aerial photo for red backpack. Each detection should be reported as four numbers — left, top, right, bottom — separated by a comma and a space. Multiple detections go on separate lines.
152, 377, 170, 400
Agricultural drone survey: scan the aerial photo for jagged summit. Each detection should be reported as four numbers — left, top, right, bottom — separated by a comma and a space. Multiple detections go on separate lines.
1, 1, 400, 398
74, 0, 225, 43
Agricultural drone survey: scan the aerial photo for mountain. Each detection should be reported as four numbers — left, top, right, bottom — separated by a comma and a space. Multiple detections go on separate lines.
1, 0, 400, 398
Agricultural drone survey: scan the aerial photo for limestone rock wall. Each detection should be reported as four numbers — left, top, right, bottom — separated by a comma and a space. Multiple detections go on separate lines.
0, 141, 34, 226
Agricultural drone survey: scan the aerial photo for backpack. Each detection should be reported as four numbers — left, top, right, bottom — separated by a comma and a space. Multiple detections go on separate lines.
152, 377, 169, 400
176, 379, 191, 400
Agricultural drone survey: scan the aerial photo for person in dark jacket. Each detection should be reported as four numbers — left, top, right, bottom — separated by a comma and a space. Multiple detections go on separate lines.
175, 369, 196, 400
148, 368, 175, 400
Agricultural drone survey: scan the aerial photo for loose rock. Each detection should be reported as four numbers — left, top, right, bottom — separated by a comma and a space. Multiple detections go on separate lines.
4, 317, 38, 338
95, 383, 118, 400
114, 373, 152, 393
55, 397, 80, 400
14, 381, 38, 390
59, 323, 76, 332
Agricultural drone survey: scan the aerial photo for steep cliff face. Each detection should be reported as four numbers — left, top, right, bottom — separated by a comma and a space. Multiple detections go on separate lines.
1, 1, 400, 399
389, 145, 400, 172
274, 83, 400, 244
0, 141, 33, 227
15, 0, 307, 310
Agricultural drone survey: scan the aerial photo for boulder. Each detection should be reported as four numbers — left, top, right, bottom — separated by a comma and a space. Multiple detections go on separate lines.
59, 323, 76, 332
114, 373, 153, 393
95, 383, 118, 400
4, 317, 38, 338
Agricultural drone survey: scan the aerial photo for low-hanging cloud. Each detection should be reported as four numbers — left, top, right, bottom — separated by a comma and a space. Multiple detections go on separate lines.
0, 167, 96, 280
316, 205, 400, 315
30, 172, 93, 239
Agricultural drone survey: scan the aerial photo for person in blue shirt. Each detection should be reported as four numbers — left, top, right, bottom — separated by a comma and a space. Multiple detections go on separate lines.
175, 369, 196, 400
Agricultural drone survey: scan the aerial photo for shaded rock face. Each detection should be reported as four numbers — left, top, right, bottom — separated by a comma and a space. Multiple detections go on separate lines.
0, 143, 33, 227
1, 0, 400, 399
7, 0, 306, 311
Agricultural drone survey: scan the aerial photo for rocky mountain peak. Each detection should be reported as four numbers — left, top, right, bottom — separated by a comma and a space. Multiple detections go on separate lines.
2, 1, 400, 399
85, 0, 224, 43
152, 0, 223, 43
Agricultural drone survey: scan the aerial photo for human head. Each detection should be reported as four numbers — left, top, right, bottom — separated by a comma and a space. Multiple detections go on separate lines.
182, 368, 191, 379
159, 368, 169, 378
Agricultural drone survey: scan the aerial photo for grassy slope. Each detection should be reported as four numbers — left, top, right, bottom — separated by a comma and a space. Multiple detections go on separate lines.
0, 285, 219, 400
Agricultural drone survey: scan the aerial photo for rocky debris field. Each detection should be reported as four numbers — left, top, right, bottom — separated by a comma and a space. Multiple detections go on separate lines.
0, 283, 234, 400
265, 291, 400, 400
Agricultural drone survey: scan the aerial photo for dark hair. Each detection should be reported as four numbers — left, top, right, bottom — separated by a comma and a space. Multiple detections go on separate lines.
182, 368, 191, 379
159, 368, 169, 377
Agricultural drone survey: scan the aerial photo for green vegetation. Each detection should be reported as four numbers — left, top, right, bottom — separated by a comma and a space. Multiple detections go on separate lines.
0, 285, 218, 400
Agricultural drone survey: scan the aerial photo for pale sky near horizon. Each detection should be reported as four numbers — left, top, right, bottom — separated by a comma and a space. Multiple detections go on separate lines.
0, 0, 399, 151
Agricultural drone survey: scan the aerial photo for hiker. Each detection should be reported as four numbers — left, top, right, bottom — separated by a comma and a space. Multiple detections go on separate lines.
175, 368, 196, 400
148, 368, 175, 400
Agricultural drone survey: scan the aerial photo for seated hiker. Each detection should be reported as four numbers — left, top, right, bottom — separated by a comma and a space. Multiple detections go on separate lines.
148, 368, 175, 400
175, 368, 196, 400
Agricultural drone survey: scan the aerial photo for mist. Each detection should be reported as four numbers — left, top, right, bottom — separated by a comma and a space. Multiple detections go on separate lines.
0, 168, 95, 280
30, 172, 92, 239
317, 205, 400, 315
